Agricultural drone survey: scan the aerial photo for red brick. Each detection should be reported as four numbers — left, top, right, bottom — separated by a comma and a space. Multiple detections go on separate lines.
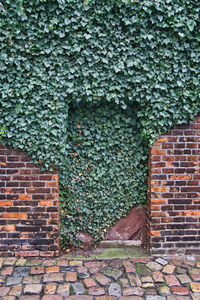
2, 213, 27, 219
40, 200, 52, 206
0, 200, 12, 206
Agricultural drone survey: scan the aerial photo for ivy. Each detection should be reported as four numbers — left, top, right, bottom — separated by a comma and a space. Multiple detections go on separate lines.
0, 0, 200, 248
60, 102, 148, 247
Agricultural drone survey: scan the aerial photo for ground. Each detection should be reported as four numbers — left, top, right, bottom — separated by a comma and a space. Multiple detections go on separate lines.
0, 251, 200, 299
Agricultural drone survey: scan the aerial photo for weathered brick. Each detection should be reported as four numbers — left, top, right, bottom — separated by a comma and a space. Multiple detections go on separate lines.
0, 144, 59, 257
148, 116, 200, 255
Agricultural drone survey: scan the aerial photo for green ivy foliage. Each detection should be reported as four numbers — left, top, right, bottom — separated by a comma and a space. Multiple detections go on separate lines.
0, 0, 200, 248
60, 102, 148, 247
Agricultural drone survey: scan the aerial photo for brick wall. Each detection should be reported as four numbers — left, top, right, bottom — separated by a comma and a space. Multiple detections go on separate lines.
147, 116, 200, 255
0, 144, 60, 257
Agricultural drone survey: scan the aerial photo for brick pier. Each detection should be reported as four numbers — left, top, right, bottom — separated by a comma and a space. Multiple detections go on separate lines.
147, 116, 200, 255
0, 144, 60, 257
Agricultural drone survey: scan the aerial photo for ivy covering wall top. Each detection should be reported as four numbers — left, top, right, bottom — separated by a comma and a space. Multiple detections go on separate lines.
0, 0, 200, 247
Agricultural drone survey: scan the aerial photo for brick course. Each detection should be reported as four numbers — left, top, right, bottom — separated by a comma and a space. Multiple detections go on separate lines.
0, 144, 60, 257
147, 116, 200, 255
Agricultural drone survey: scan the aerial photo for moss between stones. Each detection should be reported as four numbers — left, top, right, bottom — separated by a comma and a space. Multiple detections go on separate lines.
63, 247, 148, 260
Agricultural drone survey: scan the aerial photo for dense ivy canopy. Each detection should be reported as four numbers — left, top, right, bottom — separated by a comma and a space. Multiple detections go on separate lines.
0, 0, 200, 247
60, 102, 148, 247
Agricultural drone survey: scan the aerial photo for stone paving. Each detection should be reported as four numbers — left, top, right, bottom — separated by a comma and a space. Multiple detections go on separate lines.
0, 256, 200, 299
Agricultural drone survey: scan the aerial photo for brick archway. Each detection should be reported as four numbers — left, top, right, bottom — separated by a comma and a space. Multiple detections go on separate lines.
1, 115, 200, 257
147, 116, 200, 255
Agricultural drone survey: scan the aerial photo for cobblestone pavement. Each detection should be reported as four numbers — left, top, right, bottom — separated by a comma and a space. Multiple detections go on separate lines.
0, 256, 200, 299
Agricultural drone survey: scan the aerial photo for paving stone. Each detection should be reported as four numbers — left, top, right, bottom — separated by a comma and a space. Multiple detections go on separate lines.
171, 286, 189, 295
16, 259, 27, 266
127, 273, 136, 286
77, 266, 88, 273
26, 260, 42, 266
0, 258, 3, 268
85, 261, 106, 274
152, 271, 164, 283
146, 296, 166, 300
109, 259, 121, 268
190, 282, 200, 292
1, 267, 14, 276
30, 266, 44, 275
175, 267, 187, 274
43, 273, 64, 283
71, 282, 85, 295
162, 264, 175, 274
78, 272, 89, 279
57, 283, 70, 296
135, 274, 142, 287
157, 286, 171, 296
24, 284, 43, 295
125, 266, 136, 273
23, 275, 42, 284
69, 260, 82, 267
46, 266, 59, 273
190, 268, 200, 275
146, 261, 163, 271
66, 271, 77, 282
0, 275, 6, 283
190, 274, 200, 282
6, 276, 22, 285
191, 294, 200, 300
44, 283, 57, 294
96, 297, 116, 300
88, 286, 105, 296
9, 284, 22, 297
122, 287, 143, 296
119, 297, 143, 300
43, 260, 56, 266
94, 273, 112, 286
65, 296, 92, 300
167, 296, 191, 300
122, 260, 134, 268
142, 283, 154, 288
3, 258, 17, 266
42, 296, 62, 300
155, 258, 168, 266
108, 283, 121, 297
141, 276, 153, 283
119, 278, 130, 288
60, 266, 75, 273
1, 296, 16, 300
145, 288, 157, 295
170, 259, 184, 267
196, 261, 200, 268
177, 274, 191, 284
13, 267, 30, 277
84, 277, 97, 288
76, 266, 90, 279
102, 266, 123, 281
184, 259, 195, 267
134, 263, 149, 276
0, 286, 10, 296
19, 296, 40, 300
165, 275, 180, 286
57, 260, 68, 266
